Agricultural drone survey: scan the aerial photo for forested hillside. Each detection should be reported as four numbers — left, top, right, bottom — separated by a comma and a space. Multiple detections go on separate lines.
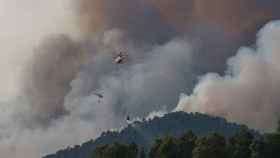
43, 112, 258, 158
91, 127, 280, 158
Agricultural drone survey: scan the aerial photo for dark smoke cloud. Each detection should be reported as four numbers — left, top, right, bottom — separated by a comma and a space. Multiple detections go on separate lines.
151, 0, 280, 40
2, 1, 280, 157
76, 0, 280, 75
20, 0, 280, 129
23, 35, 81, 127
77, 0, 280, 43
77, 0, 176, 43
65, 32, 195, 120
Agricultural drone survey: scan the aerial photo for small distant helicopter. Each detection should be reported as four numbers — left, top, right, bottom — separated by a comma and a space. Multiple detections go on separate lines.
126, 115, 130, 121
114, 52, 128, 64
93, 92, 104, 103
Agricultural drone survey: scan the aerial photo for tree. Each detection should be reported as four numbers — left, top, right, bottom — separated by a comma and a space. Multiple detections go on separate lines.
149, 139, 163, 158
139, 147, 146, 158
252, 120, 280, 158
129, 142, 138, 157
156, 136, 178, 158
250, 138, 266, 158
193, 133, 227, 158
277, 120, 280, 133
228, 127, 254, 158
263, 133, 280, 158
91, 142, 138, 158
149, 136, 179, 158
177, 130, 197, 158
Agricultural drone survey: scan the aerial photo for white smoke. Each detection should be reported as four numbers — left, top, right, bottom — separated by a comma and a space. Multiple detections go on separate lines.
146, 110, 168, 120
176, 21, 280, 132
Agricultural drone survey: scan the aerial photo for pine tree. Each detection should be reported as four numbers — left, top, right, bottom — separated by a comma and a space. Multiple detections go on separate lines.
177, 130, 197, 158
228, 127, 253, 158
193, 133, 227, 158
139, 147, 146, 158
91, 142, 138, 158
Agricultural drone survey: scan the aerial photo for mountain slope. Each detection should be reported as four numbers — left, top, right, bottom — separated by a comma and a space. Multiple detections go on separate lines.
43, 112, 257, 158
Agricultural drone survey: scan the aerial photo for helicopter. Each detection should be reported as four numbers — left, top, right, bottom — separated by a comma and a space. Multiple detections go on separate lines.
93, 92, 104, 103
126, 115, 130, 121
114, 51, 127, 64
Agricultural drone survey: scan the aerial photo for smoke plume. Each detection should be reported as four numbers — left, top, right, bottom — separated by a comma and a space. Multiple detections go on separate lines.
22, 35, 81, 127
76, 0, 176, 42
1, 0, 280, 158
176, 21, 280, 131
21, 0, 280, 129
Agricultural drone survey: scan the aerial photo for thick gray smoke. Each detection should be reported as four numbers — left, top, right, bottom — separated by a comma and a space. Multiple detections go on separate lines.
176, 21, 280, 132
1, 30, 197, 158
76, 0, 176, 42
23, 35, 81, 127
65, 30, 194, 122
23, 0, 280, 128
1, 0, 280, 158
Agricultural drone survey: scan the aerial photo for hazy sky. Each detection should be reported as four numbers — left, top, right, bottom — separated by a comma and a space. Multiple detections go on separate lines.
0, 2, 79, 157
0, 0, 76, 100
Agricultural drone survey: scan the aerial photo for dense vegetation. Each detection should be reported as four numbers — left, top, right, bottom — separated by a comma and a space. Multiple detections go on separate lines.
91, 142, 138, 158
43, 112, 258, 158
92, 124, 280, 158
